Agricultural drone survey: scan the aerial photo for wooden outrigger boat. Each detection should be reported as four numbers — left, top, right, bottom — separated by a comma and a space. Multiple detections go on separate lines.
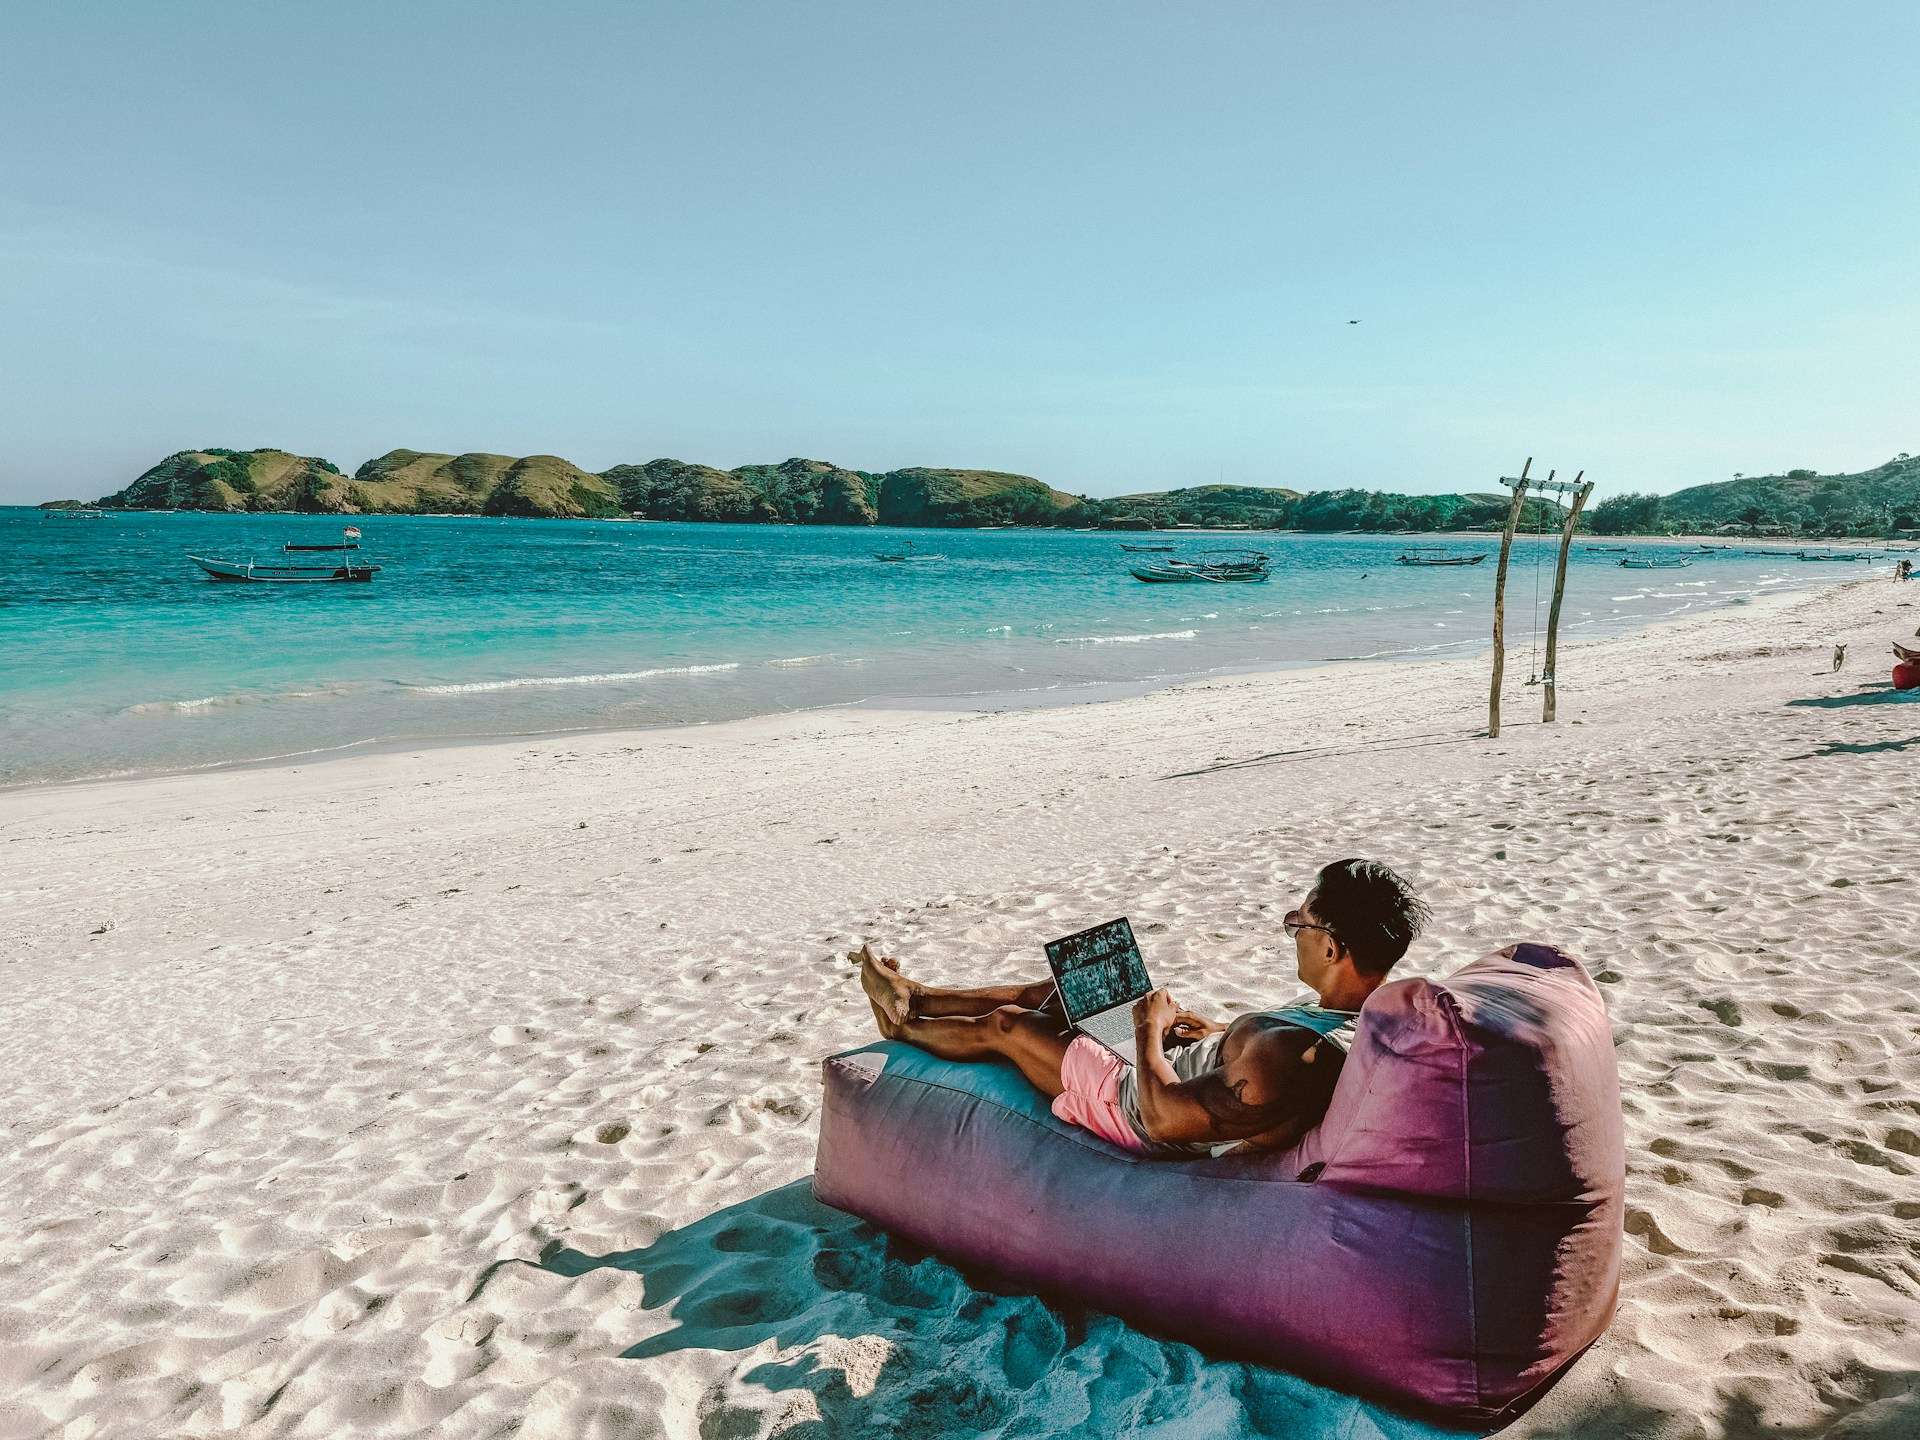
1121, 543, 1176, 552
874, 539, 940, 562
1395, 551, 1487, 566
1130, 549, 1271, 583
1795, 550, 1871, 563
189, 527, 379, 583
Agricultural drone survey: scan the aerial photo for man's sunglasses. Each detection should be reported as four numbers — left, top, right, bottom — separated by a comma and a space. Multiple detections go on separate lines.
1283, 909, 1337, 942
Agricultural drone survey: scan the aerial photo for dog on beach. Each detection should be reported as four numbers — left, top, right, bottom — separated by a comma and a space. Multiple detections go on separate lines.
1832, 643, 1847, 672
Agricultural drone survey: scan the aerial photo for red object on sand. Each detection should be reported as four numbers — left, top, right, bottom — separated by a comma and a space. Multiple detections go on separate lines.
1894, 660, 1920, 691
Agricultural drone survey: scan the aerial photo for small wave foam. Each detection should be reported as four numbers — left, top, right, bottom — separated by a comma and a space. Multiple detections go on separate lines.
125, 686, 346, 716
409, 663, 740, 695
1332, 637, 1477, 661
1053, 629, 1198, 646
128, 695, 227, 715
765, 654, 832, 667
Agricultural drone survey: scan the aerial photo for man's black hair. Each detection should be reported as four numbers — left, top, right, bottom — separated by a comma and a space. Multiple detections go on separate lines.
1309, 858, 1429, 975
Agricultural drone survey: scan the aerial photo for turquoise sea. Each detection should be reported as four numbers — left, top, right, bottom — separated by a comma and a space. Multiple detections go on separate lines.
1, 508, 1873, 786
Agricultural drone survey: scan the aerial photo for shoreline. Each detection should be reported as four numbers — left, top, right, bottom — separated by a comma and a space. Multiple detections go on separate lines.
0, 566, 1847, 797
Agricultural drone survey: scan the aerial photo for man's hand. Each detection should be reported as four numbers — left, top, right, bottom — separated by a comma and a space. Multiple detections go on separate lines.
1133, 986, 1179, 1040
1167, 1009, 1223, 1047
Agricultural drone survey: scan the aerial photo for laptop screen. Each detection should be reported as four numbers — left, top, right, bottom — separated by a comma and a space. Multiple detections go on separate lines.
1045, 917, 1152, 1023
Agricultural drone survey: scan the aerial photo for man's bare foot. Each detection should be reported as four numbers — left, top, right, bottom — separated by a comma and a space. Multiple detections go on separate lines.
852, 942, 918, 1034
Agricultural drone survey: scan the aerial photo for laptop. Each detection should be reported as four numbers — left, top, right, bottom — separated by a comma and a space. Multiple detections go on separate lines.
1045, 917, 1153, 1067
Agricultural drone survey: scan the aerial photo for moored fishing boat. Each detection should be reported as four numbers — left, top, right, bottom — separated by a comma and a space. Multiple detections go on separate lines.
1395, 552, 1487, 566
1130, 549, 1271, 583
1618, 555, 1692, 569
188, 526, 379, 583
874, 539, 941, 562
190, 556, 380, 583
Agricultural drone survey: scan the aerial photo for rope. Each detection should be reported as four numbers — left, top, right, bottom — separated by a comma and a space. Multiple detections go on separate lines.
1527, 494, 1547, 682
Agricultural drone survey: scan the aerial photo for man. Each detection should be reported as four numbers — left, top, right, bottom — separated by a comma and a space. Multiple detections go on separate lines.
855, 858, 1429, 1157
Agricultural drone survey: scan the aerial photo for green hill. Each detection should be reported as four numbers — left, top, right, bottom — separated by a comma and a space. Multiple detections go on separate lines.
94, 448, 1071, 524
99, 449, 348, 511
600, 459, 752, 521
601, 457, 879, 524
1102, 484, 1301, 528
728, 459, 879, 525
606, 460, 1074, 526
1644, 454, 1920, 536
90, 445, 1920, 534
1092, 483, 1562, 532
875, 468, 1078, 526
1111, 484, 1304, 506
348, 451, 620, 517
96, 447, 620, 516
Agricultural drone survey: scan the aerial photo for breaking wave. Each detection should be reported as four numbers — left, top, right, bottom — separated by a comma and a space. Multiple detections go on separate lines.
1053, 629, 1198, 646
408, 663, 741, 695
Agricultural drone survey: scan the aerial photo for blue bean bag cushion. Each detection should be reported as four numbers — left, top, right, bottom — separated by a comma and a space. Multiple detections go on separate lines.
813, 943, 1624, 1425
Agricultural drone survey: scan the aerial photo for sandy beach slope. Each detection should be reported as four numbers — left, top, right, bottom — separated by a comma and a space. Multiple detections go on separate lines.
2, 576, 1917, 1438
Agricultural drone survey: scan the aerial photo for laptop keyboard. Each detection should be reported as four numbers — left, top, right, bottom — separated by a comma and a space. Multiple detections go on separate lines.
1078, 1005, 1138, 1062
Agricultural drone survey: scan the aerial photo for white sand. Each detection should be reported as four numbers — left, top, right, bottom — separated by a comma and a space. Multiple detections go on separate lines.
3, 576, 1917, 1438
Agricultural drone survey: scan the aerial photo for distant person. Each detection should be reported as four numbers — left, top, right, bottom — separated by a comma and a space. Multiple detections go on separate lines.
854, 859, 1428, 1157
1897, 558, 1912, 582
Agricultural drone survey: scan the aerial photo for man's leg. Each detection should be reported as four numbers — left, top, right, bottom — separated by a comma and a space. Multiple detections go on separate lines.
909, 975, 1057, 1017
852, 942, 1056, 1024
854, 946, 1072, 1096
890, 1004, 1074, 1100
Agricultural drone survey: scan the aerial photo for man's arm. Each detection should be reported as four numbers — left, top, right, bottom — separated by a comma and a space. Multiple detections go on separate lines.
1133, 1013, 1338, 1148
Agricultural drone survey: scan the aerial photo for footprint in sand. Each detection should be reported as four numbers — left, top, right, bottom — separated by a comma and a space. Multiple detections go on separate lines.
1624, 1206, 1691, 1256
999, 1305, 1066, 1391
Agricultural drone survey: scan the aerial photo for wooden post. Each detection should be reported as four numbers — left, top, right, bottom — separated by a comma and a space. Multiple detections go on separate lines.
1541, 473, 1592, 723
1488, 458, 1533, 738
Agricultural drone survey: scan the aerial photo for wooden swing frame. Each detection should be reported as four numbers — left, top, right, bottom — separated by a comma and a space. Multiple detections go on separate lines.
1488, 460, 1595, 737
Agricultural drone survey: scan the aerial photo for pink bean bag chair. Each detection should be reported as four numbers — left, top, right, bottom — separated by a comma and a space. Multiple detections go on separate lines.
814, 943, 1623, 1425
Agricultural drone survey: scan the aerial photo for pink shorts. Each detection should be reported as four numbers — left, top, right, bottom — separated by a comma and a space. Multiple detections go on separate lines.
1051, 1035, 1149, 1151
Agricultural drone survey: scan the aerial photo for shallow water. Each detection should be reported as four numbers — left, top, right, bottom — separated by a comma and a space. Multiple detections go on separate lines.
1, 509, 1867, 784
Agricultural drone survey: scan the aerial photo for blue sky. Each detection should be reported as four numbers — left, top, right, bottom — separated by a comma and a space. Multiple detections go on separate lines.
2, 1, 1915, 504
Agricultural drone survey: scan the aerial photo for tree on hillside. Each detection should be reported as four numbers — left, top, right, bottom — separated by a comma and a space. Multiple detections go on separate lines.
1588, 492, 1664, 535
